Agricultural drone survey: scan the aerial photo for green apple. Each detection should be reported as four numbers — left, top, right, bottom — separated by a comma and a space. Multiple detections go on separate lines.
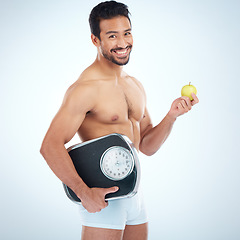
181, 82, 197, 100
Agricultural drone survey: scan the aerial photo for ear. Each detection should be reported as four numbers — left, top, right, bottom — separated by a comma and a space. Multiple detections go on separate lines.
91, 34, 100, 47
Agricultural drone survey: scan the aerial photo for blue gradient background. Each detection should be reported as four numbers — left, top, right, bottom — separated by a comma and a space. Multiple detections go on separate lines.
1, 0, 239, 239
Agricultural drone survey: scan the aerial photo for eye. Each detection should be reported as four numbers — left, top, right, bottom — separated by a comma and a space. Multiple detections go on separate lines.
109, 35, 116, 39
125, 32, 131, 36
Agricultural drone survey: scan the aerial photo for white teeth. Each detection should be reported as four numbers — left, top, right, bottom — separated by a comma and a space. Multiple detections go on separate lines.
116, 50, 127, 54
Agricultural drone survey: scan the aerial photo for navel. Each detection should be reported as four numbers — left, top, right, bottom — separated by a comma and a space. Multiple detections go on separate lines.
111, 115, 119, 121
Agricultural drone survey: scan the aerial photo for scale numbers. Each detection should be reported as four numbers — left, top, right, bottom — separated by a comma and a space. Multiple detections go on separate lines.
100, 147, 134, 180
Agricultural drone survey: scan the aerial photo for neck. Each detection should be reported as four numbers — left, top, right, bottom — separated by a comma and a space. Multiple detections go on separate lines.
94, 54, 124, 78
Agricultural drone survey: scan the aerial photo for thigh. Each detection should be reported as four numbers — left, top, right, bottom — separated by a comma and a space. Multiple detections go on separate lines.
81, 226, 124, 240
122, 223, 148, 240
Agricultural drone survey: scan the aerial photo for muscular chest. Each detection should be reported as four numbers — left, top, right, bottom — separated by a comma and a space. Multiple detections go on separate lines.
93, 81, 145, 123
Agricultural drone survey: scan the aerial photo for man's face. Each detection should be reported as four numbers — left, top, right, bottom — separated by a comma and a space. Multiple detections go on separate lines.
98, 16, 133, 66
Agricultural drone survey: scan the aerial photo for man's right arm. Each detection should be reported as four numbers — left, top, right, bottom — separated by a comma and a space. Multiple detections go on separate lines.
40, 83, 118, 213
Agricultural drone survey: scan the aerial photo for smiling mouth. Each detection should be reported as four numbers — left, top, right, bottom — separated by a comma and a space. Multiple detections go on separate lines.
111, 46, 132, 57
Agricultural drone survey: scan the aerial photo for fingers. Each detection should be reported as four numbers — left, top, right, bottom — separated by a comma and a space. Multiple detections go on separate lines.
96, 201, 108, 212
95, 199, 108, 212
169, 94, 199, 119
91, 187, 118, 212
178, 97, 192, 112
104, 186, 119, 195
191, 93, 199, 105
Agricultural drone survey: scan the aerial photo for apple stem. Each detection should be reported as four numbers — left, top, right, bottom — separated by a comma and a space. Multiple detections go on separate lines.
189, 82, 191, 85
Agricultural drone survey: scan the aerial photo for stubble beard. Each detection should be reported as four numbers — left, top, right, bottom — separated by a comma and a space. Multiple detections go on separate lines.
101, 45, 132, 66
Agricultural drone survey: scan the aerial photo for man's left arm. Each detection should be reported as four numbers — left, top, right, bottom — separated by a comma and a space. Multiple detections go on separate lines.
139, 93, 199, 156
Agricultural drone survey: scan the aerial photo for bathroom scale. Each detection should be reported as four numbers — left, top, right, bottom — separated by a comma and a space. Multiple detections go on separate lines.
63, 133, 140, 204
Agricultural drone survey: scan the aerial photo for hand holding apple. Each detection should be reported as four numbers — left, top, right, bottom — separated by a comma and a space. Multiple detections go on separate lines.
167, 83, 199, 120
181, 82, 197, 100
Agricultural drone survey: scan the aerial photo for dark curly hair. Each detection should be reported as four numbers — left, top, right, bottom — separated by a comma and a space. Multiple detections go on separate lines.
89, 1, 131, 39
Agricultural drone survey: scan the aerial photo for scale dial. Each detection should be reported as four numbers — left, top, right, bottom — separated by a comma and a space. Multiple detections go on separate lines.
100, 146, 134, 180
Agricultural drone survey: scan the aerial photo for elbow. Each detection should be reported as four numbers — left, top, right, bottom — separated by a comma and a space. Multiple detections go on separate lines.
139, 144, 158, 156
141, 149, 157, 157
139, 138, 161, 156
40, 137, 64, 158
40, 138, 52, 158
40, 141, 47, 158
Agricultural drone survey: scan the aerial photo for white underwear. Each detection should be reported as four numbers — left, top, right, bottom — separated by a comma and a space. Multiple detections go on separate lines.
78, 190, 148, 230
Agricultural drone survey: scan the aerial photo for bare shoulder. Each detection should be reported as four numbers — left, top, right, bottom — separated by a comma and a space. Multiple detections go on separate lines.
129, 75, 146, 97
66, 63, 102, 94
65, 79, 98, 98
62, 75, 100, 113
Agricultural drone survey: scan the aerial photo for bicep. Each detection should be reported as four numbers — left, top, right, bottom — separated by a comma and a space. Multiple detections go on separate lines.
140, 107, 153, 140
132, 78, 153, 139
46, 107, 85, 144
44, 86, 95, 144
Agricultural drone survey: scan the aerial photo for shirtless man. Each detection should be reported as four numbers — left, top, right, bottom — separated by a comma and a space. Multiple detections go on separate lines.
40, 1, 199, 239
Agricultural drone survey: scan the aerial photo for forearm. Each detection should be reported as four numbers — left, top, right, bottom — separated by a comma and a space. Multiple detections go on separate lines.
40, 140, 88, 197
140, 113, 176, 156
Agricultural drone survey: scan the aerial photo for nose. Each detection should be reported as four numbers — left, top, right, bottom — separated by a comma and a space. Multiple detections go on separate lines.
116, 36, 128, 49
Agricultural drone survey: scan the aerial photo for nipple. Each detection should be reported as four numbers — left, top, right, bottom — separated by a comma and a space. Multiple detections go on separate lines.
111, 115, 119, 121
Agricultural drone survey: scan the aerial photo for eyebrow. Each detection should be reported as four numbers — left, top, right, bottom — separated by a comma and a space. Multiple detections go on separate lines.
106, 28, 132, 35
